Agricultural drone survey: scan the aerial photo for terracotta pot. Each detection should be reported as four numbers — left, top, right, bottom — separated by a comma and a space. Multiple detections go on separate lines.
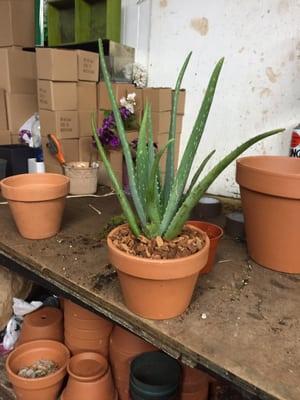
64, 300, 104, 321
0, 173, 69, 239
18, 307, 63, 345
6, 339, 70, 400
109, 326, 157, 400
180, 365, 209, 400
188, 221, 223, 274
62, 352, 116, 400
64, 335, 110, 357
236, 155, 300, 273
107, 224, 209, 320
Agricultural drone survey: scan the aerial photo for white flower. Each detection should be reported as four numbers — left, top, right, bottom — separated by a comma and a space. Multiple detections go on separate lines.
132, 63, 148, 88
120, 93, 136, 114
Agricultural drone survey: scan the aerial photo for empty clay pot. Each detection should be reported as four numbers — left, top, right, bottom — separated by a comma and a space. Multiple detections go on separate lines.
188, 221, 223, 274
180, 365, 209, 400
64, 334, 110, 357
6, 339, 70, 400
107, 224, 209, 320
0, 173, 69, 239
236, 156, 300, 273
18, 307, 63, 345
109, 326, 157, 400
62, 352, 116, 400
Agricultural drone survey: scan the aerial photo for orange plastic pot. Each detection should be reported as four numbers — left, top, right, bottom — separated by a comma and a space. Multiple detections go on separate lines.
0, 173, 69, 239
107, 224, 209, 320
6, 340, 70, 400
180, 365, 209, 400
237, 156, 300, 273
18, 307, 63, 345
188, 221, 223, 274
109, 326, 156, 400
62, 352, 116, 400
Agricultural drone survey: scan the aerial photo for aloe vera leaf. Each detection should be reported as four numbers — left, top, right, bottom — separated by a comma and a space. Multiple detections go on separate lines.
162, 52, 192, 208
160, 58, 225, 236
146, 139, 175, 236
97, 39, 147, 230
164, 128, 284, 239
135, 103, 150, 207
181, 149, 216, 203
91, 115, 141, 237
147, 104, 155, 170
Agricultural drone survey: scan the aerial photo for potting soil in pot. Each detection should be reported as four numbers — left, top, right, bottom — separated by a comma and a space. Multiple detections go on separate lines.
18, 359, 59, 378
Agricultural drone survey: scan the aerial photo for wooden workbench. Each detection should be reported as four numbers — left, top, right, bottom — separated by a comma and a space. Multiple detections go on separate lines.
0, 192, 299, 400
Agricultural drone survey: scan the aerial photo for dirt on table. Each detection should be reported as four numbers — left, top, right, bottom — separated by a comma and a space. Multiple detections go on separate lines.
109, 225, 207, 259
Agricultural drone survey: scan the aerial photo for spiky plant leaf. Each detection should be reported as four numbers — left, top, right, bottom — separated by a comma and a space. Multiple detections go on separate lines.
164, 128, 285, 239
97, 39, 147, 232
162, 52, 192, 208
160, 58, 225, 236
91, 115, 140, 237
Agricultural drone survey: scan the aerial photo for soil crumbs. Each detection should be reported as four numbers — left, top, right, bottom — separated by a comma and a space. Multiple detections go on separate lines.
110, 226, 206, 259
18, 360, 59, 379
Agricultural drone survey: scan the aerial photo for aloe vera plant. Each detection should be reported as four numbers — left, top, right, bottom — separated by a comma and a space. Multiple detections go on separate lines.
93, 39, 284, 240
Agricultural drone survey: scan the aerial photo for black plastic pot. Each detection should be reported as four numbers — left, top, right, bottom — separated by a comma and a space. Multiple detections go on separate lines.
0, 145, 34, 176
0, 159, 7, 180
130, 351, 181, 400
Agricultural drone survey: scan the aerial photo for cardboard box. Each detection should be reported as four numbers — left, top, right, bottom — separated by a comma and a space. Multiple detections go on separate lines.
42, 137, 79, 174
10, 133, 19, 144
79, 111, 96, 137
78, 82, 97, 111
0, 90, 7, 130
143, 88, 172, 112
97, 82, 129, 110
6, 93, 38, 134
174, 89, 186, 115
77, 50, 99, 82
0, 48, 37, 94
38, 80, 77, 111
97, 110, 106, 127
0, 131, 11, 145
134, 88, 143, 111
79, 137, 97, 162
98, 150, 123, 188
151, 112, 183, 140
0, 0, 35, 47
36, 48, 78, 81
126, 130, 138, 143
158, 133, 181, 172
40, 110, 78, 139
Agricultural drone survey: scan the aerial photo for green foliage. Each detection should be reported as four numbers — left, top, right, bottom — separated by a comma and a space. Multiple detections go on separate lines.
94, 38, 284, 240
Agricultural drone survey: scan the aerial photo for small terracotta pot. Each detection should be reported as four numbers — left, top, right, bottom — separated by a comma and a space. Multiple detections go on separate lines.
109, 326, 157, 400
236, 156, 300, 273
62, 352, 116, 400
180, 365, 209, 400
6, 339, 70, 400
64, 333, 110, 356
64, 300, 104, 321
0, 173, 69, 239
188, 221, 223, 274
18, 307, 63, 345
107, 224, 210, 320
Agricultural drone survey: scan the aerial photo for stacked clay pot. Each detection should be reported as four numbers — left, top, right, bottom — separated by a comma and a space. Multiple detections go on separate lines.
109, 325, 157, 400
64, 300, 113, 356
62, 352, 116, 400
180, 364, 209, 400
18, 306, 64, 345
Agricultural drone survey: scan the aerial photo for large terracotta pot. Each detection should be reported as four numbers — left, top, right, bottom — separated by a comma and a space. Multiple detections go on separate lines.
109, 325, 156, 400
6, 339, 70, 400
188, 221, 223, 274
180, 365, 209, 400
18, 307, 63, 345
0, 173, 69, 239
64, 300, 113, 356
62, 352, 116, 400
236, 156, 300, 273
107, 224, 210, 320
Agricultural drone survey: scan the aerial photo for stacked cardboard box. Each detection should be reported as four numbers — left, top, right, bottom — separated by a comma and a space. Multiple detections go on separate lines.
37, 48, 99, 173
0, 0, 36, 146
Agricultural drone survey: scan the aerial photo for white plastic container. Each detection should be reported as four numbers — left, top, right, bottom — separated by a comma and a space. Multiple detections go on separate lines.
63, 162, 99, 195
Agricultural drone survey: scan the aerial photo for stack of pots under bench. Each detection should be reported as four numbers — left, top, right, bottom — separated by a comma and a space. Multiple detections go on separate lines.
109, 325, 157, 400
64, 299, 113, 356
180, 364, 210, 400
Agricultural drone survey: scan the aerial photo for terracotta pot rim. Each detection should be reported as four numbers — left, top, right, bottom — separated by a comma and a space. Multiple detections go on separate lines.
188, 220, 223, 240
237, 155, 300, 176
107, 223, 209, 270
0, 173, 70, 202
67, 352, 108, 381
6, 340, 70, 387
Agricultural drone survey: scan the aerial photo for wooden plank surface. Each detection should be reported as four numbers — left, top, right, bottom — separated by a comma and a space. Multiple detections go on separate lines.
0, 193, 299, 400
